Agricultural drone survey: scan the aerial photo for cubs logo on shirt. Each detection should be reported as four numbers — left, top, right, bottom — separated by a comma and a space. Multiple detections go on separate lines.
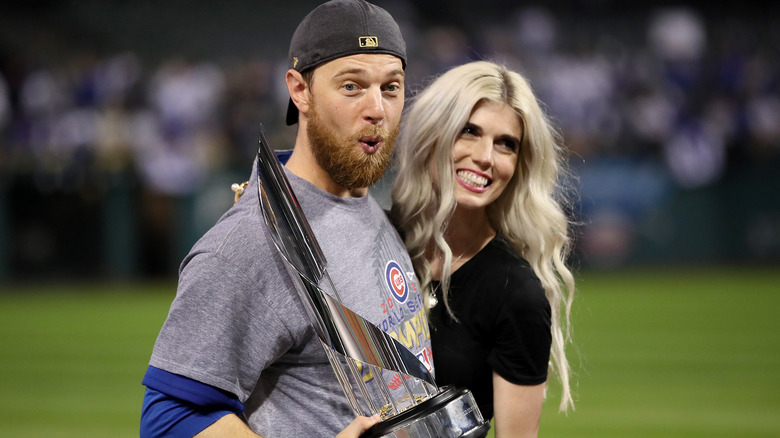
385, 261, 408, 303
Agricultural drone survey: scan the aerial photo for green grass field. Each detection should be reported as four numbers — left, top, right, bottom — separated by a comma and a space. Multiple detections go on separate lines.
1, 267, 779, 437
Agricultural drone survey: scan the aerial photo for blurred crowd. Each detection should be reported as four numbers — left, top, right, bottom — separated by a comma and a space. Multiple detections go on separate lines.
1, 3, 778, 276
2, 6, 778, 193
0, 52, 274, 196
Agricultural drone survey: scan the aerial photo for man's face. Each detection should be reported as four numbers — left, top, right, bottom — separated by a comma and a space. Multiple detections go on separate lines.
305, 53, 404, 189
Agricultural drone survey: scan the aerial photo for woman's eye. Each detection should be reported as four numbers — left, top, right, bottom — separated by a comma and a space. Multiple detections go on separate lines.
496, 139, 519, 153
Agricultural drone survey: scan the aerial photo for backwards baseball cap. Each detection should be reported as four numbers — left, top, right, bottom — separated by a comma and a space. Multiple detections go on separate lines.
285, 0, 407, 125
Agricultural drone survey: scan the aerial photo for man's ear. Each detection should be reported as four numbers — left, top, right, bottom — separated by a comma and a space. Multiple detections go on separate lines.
286, 69, 310, 117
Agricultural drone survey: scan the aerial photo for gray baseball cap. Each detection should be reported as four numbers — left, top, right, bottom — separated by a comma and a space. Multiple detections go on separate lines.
285, 0, 407, 125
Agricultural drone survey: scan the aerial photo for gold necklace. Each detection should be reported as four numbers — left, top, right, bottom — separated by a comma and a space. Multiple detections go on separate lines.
449, 231, 494, 263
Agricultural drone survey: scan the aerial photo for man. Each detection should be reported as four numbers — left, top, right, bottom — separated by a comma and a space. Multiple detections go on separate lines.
139, 1, 432, 437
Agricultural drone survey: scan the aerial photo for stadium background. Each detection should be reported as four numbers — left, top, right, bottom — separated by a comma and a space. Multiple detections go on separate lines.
0, 1, 778, 437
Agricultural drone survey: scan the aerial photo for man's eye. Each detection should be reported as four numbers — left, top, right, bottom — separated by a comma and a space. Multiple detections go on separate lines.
385, 84, 400, 93
460, 126, 477, 136
344, 83, 358, 92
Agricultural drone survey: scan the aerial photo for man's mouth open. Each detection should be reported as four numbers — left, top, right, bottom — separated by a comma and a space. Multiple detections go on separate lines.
359, 136, 382, 154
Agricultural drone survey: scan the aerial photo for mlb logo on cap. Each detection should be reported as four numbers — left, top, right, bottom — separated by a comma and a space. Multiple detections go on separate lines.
359, 36, 378, 47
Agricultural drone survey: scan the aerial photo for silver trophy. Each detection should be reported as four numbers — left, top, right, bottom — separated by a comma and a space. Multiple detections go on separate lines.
254, 125, 490, 437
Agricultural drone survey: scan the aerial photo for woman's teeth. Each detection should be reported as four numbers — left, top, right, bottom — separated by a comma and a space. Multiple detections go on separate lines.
457, 170, 489, 188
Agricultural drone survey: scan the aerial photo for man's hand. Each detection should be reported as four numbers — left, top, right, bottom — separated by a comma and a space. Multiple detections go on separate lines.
336, 415, 381, 438
196, 413, 380, 438
194, 414, 260, 437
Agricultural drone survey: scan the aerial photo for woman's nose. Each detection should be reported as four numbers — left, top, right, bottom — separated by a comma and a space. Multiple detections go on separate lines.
472, 139, 493, 167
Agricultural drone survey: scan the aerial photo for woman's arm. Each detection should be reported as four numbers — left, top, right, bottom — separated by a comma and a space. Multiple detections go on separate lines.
492, 373, 546, 438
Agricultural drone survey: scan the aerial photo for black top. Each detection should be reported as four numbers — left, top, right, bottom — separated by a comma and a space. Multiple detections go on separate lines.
429, 237, 552, 420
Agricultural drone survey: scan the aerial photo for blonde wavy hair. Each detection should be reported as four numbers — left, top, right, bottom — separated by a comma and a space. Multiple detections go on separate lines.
390, 60, 576, 411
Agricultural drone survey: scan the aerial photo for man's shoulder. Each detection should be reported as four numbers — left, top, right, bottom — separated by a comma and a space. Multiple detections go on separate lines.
183, 199, 277, 275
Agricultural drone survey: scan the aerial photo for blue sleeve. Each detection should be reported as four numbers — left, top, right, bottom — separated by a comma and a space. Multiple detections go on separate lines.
140, 366, 245, 438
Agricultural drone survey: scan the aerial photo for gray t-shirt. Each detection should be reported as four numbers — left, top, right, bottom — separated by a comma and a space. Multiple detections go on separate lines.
148, 163, 432, 437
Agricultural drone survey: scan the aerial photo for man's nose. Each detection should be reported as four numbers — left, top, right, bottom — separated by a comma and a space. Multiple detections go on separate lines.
363, 87, 385, 123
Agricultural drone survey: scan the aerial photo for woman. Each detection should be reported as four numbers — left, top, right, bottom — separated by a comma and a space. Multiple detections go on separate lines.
391, 61, 576, 437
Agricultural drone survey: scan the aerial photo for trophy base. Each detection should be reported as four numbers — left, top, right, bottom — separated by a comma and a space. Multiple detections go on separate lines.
361, 386, 491, 438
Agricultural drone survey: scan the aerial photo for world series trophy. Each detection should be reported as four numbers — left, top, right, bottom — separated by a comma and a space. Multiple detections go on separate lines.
254, 125, 490, 438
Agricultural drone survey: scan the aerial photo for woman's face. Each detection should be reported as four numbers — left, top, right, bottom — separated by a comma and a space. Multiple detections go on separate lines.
451, 101, 522, 212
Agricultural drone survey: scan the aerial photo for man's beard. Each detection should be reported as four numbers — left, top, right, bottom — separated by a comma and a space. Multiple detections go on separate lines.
307, 102, 398, 190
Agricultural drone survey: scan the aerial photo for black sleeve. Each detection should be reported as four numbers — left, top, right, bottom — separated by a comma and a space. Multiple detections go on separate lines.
486, 267, 552, 385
